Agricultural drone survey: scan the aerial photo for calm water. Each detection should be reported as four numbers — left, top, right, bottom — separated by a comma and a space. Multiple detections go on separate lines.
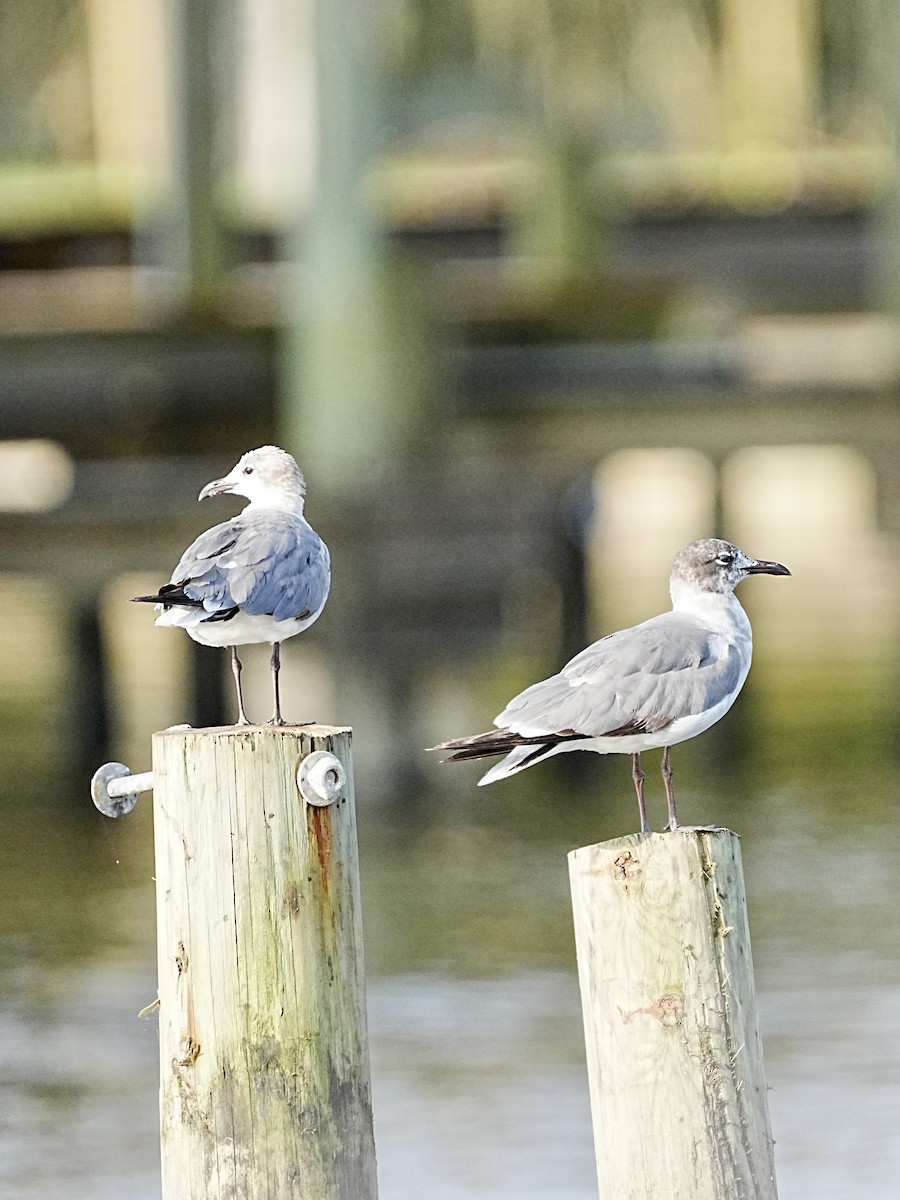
1, 678, 899, 1199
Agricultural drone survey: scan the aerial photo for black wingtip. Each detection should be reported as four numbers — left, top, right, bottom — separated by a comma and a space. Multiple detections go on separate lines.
424, 744, 487, 763
132, 584, 208, 610
426, 733, 518, 763
430, 727, 591, 764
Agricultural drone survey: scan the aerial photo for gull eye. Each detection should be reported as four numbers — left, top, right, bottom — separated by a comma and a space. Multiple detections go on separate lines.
242, 466, 254, 475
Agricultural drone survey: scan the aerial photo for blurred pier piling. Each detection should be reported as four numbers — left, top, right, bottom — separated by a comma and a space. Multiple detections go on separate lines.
151, 724, 377, 1200
568, 829, 777, 1200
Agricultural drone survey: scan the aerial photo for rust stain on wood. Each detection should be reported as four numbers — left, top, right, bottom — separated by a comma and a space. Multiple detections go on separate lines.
309, 804, 334, 895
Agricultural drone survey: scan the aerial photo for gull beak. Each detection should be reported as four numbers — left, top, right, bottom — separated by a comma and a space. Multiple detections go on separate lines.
198, 474, 235, 502
745, 558, 791, 577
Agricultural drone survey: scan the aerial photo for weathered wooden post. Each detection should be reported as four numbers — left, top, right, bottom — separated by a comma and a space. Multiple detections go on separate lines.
568, 829, 777, 1200
151, 724, 377, 1200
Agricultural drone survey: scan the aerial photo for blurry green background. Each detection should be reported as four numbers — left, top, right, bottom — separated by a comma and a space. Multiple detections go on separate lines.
1, 2, 899, 1197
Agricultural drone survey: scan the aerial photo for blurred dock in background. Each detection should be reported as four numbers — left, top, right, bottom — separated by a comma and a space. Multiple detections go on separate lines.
1, 0, 900, 792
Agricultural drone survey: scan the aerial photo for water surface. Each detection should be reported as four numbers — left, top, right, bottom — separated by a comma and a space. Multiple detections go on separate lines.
1, 684, 898, 1199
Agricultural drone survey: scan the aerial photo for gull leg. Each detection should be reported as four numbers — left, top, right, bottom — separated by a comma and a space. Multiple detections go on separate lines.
230, 647, 251, 725
661, 745, 679, 830
268, 641, 285, 726
631, 753, 650, 833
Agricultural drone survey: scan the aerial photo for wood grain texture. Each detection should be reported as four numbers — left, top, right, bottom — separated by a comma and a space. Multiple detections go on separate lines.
568, 830, 777, 1200
152, 725, 377, 1200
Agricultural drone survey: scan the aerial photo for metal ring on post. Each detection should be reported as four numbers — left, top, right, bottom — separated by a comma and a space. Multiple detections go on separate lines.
297, 751, 346, 807
91, 762, 155, 818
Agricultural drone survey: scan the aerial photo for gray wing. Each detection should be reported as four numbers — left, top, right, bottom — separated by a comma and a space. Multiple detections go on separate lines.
496, 612, 745, 737
170, 512, 331, 620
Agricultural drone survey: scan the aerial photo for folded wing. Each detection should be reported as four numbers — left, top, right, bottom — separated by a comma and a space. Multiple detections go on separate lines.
152, 511, 331, 625
499, 613, 744, 739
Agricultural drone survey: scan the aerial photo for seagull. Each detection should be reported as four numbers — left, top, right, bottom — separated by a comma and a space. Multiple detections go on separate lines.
431, 539, 790, 831
133, 446, 330, 726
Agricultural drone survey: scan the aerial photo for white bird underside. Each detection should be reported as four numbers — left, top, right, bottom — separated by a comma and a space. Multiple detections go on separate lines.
155, 600, 327, 647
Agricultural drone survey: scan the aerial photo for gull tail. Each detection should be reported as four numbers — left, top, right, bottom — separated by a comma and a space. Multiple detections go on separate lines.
477, 745, 558, 785
429, 729, 582, 786
132, 586, 239, 628
133, 587, 204, 629
132, 583, 203, 608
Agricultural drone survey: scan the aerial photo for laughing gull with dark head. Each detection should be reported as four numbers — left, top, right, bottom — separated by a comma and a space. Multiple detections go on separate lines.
432, 538, 790, 831
134, 446, 330, 725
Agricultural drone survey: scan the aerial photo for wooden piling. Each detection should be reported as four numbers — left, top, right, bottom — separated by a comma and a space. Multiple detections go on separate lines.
568, 830, 777, 1200
151, 725, 377, 1200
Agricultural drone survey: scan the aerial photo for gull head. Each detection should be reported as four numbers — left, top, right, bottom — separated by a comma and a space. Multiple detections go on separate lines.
198, 446, 307, 513
670, 538, 790, 603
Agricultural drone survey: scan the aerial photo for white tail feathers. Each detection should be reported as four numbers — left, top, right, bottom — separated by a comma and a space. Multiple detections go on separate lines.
154, 606, 202, 629
477, 738, 595, 785
477, 743, 557, 786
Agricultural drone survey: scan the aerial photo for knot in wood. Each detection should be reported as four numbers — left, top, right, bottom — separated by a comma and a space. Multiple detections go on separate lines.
177, 1036, 201, 1067
620, 990, 685, 1027
612, 850, 642, 888
653, 991, 686, 1026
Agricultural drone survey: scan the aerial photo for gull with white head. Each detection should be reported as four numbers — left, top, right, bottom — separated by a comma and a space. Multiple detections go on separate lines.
134, 446, 330, 725
431, 539, 790, 831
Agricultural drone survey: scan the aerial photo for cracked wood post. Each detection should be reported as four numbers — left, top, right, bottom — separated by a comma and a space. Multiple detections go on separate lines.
152, 725, 377, 1200
568, 830, 778, 1200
